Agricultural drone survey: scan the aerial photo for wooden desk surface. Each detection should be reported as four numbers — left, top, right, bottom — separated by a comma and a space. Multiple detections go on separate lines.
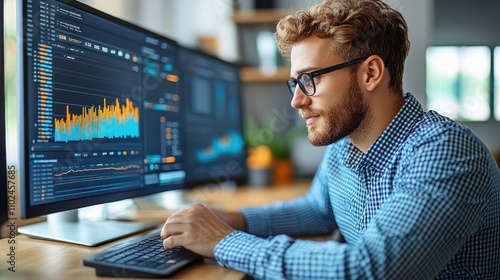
0, 180, 311, 280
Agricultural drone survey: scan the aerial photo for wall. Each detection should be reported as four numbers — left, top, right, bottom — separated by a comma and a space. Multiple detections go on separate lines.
433, 0, 500, 46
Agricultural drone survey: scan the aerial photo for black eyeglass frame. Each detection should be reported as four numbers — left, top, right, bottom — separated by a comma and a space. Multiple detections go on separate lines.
287, 57, 369, 96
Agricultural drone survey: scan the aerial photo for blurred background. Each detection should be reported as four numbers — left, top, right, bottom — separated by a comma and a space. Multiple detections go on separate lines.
4, 0, 499, 183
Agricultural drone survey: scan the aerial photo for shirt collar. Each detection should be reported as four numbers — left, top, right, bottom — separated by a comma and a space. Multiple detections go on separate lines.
343, 92, 426, 172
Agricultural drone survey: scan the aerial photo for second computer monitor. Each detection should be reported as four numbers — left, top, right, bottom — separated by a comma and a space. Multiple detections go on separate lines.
179, 47, 248, 187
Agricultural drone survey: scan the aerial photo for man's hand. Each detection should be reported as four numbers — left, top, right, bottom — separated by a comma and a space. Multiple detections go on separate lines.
160, 203, 235, 258
206, 206, 246, 231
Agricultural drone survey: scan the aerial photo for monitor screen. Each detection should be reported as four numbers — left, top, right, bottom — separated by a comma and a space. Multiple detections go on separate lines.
17, 0, 185, 244
179, 46, 248, 187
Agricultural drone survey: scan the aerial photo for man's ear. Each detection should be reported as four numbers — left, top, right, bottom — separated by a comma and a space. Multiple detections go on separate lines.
360, 55, 385, 92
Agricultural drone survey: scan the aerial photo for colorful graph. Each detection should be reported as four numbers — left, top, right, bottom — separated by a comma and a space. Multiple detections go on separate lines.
54, 98, 139, 142
196, 130, 244, 163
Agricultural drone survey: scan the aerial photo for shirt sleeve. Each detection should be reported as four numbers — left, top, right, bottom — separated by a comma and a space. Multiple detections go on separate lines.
240, 153, 337, 237
214, 231, 352, 279
214, 126, 494, 279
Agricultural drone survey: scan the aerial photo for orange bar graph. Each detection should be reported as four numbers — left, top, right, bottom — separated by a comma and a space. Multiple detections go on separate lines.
54, 98, 140, 142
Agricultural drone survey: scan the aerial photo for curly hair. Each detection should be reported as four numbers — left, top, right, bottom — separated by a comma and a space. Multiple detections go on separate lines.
276, 0, 410, 93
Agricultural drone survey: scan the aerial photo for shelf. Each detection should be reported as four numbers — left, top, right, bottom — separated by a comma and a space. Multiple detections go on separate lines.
232, 9, 292, 83
240, 67, 290, 83
232, 9, 290, 25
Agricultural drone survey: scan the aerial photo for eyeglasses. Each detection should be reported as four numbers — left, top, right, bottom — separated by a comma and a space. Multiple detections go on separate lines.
287, 57, 368, 96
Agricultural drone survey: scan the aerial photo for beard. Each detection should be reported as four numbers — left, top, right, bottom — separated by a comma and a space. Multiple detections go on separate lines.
301, 75, 369, 146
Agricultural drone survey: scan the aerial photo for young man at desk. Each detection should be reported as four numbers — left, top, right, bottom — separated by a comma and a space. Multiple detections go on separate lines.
161, 0, 500, 279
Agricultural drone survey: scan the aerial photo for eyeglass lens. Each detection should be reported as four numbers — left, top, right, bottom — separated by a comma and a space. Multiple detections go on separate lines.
297, 74, 314, 95
288, 74, 315, 96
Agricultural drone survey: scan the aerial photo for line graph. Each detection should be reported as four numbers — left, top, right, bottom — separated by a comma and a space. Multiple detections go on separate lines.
45, 161, 144, 201
54, 98, 139, 142
54, 164, 141, 177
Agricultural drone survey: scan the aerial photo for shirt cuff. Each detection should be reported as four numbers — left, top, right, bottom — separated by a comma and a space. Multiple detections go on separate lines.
214, 231, 263, 270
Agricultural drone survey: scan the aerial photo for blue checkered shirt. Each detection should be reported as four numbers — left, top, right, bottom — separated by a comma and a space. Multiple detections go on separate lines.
214, 93, 500, 279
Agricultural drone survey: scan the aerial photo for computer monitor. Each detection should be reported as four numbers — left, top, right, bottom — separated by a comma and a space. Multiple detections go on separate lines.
17, 0, 185, 245
178, 46, 248, 187
1, 0, 8, 227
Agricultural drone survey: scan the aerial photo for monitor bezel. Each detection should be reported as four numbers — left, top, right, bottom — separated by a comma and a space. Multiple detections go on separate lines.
1, 0, 8, 226
18, 0, 183, 219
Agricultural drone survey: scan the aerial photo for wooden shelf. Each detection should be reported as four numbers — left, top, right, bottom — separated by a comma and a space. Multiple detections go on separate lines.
240, 67, 290, 83
232, 9, 290, 25
232, 9, 292, 83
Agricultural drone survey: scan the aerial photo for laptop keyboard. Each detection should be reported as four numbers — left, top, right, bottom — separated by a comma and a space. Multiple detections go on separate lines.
83, 229, 203, 278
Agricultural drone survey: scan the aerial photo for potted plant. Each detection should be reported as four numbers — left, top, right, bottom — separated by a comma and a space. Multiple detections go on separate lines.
245, 112, 304, 185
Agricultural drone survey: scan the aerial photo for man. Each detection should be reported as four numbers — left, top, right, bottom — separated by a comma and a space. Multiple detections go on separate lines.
161, 0, 500, 279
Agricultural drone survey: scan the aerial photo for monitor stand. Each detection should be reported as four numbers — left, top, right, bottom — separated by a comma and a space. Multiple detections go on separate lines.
133, 189, 192, 211
18, 209, 159, 246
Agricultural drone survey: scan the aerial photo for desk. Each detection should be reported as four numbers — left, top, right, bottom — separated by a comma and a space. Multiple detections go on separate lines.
0, 180, 311, 280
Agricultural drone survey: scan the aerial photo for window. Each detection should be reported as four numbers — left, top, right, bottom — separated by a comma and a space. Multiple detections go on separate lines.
426, 46, 491, 121
494, 47, 500, 120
